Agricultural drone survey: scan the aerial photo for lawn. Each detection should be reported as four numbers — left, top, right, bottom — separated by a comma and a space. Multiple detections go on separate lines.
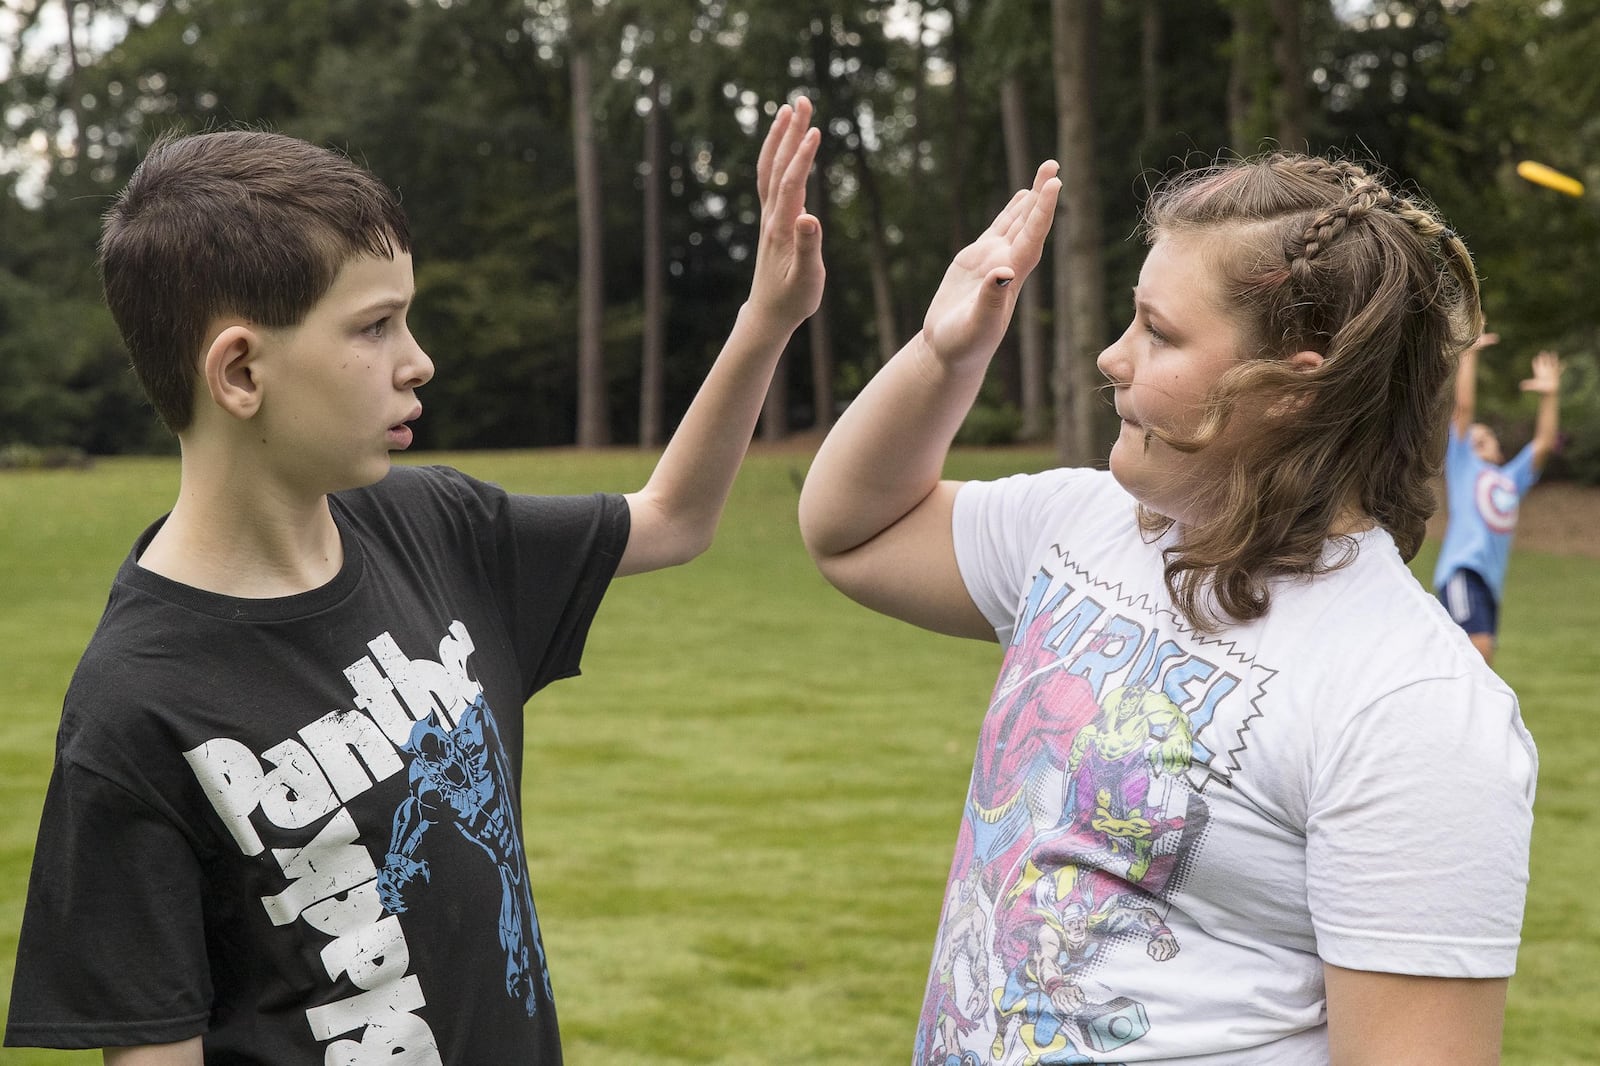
1, 448, 1595, 1064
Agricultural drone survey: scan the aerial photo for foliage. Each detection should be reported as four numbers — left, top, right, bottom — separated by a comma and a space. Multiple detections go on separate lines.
955, 380, 1024, 445
0, 0, 1596, 473
0, 449, 1597, 1062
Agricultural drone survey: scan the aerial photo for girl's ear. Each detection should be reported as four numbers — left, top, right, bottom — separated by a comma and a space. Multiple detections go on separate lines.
1267, 351, 1324, 419
201, 324, 263, 420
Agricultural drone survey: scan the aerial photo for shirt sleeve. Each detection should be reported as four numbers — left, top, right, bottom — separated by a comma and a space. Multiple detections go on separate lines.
430, 467, 631, 698
5, 757, 213, 1050
1305, 673, 1537, 978
1504, 442, 1542, 495
952, 468, 1110, 645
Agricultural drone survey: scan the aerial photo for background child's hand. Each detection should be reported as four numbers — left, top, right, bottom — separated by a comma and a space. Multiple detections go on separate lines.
747, 96, 825, 329
1521, 350, 1563, 394
921, 160, 1060, 369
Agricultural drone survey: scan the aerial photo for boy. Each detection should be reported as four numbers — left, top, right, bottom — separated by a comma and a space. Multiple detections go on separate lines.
5, 98, 822, 1064
1433, 332, 1563, 664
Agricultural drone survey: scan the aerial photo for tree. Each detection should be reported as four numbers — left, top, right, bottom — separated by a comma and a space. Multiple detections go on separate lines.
1270, 0, 1308, 149
569, 0, 609, 446
1000, 74, 1048, 441
1051, 0, 1107, 466
639, 72, 667, 448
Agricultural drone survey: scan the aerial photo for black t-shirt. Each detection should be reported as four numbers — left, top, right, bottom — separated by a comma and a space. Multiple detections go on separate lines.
5, 465, 629, 1064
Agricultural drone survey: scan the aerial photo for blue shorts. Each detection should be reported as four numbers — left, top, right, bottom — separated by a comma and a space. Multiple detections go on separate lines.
1438, 568, 1499, 637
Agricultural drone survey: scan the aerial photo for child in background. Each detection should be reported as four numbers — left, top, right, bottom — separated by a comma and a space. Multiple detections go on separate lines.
799, 156, 1534, 1064
6, 99, 822, 1064
1434, 331, 1563, 664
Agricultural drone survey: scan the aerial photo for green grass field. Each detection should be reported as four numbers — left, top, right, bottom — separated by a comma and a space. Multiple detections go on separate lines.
1, 448, 1596, 1064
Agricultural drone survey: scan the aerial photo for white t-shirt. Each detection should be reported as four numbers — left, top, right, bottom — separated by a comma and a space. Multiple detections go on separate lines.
912, 467, 1536, 1065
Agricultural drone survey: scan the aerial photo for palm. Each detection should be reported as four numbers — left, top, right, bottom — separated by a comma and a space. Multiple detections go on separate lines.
748, 97, 825, 328
924, 231, 1023, 358
1520, 351, 1562, 395
922, 162, 1061, 367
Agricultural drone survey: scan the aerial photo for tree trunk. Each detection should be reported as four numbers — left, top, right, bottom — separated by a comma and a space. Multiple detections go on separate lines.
1051, 0, 1107, 467
849, 126, 899, 370
639, 75, 666, 448
570, 1, 609, 446
946, 2, 969, 256
1270, 0, 1306, 150
806, 168, 835, 431
1000, 74, 1047, 442
912, 3, 929, 180
63, 0, 87, 170
1141, 0, 1162, 139
1227, 0, 1271, 152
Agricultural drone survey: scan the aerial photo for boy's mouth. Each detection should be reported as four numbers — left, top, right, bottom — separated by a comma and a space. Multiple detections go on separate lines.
388, 407, 422, 449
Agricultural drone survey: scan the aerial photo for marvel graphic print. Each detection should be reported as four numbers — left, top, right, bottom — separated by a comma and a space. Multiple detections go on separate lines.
917, 555, 1270, 1066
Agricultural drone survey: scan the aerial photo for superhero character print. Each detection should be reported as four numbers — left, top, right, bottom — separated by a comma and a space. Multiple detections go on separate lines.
919, 559, 1262, 1066
378, 694, 552, 1017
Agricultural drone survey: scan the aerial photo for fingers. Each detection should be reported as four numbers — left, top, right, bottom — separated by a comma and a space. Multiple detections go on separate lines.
996, 175, 1061, 283
1019, 175, 1062, 253
774, 126, 821, 223
995, 160, 1062, 240
985, 267, 1017, 306
762, 95, 814, 207
990, 188, 1032, 237
796, 211, 825, 260
756, 105, 793, 207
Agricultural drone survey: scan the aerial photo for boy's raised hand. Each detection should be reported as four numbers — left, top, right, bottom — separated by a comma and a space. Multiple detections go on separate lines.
922, 160, 1060, 368
1520, 350, 1563, 395
747, 96, 825, 329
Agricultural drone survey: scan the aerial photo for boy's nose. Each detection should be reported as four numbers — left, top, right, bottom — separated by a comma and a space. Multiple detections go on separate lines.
403, 335, 435, 388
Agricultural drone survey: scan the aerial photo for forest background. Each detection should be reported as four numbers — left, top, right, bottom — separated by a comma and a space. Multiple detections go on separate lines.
1, 0, 1599, 478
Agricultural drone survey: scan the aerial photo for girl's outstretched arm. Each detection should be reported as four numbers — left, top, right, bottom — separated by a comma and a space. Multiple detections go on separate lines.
798, 162, 1060, 639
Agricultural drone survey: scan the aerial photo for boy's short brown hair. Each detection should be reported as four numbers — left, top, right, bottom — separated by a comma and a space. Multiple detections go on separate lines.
99, 129, 413, 433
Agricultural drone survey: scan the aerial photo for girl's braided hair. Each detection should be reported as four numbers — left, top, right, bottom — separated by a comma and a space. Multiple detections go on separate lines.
1135, 153, 1481, 631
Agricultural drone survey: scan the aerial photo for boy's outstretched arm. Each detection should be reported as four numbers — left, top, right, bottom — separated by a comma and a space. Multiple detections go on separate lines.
1452, 331, 1496, 435
798, 162, 1060, 640
617, 97, 824, 576
103, 1038, 204, 1065
1522, 349, 1562, 471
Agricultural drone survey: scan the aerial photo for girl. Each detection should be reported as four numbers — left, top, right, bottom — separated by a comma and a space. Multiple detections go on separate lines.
799, 156, 1534, 1065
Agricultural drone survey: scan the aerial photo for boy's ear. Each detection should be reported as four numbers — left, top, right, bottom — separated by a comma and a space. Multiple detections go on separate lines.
201, 324, 263, 420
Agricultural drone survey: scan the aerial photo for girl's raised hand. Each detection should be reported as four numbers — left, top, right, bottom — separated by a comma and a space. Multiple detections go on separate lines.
921, 160, 1060, 369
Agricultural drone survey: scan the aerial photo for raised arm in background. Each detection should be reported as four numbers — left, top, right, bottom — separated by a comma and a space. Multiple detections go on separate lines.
1452, 331, 1497, 435
1522, 349, 1563, 472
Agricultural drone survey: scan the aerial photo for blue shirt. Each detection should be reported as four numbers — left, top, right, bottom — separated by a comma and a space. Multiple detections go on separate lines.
1432, 427, 1540, 600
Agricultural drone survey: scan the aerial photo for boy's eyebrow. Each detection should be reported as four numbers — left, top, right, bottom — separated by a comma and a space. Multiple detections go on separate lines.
353, 294, 413, 317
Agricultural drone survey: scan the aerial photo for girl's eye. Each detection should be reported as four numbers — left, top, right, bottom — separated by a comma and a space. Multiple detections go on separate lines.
363, 318, 389, 339
1144, 321, 1168, 346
